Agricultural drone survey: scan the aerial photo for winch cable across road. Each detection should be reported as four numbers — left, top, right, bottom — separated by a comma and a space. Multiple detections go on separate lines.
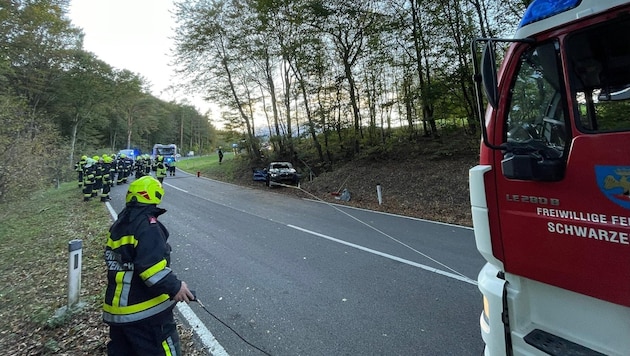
273, 182, 478, 286
166, 174, 478, 285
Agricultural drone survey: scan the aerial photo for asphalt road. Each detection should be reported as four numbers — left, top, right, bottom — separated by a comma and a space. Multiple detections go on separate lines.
108, 171, 486, 355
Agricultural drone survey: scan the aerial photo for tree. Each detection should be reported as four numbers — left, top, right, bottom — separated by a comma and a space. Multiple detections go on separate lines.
52, 50, 116, 163
169, 0, 532, 171
110, 69, 151, 150
0, 93, 64, 202
307, 0, 386, 153
2, 0, 82, 112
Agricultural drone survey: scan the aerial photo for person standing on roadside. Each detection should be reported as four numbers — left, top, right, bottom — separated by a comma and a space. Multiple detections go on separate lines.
218, 147, 224, 164
155, 155, 167, 183
116, 153, 126, 185
167, 158, 176, 177
144, 155, 152, 177
103, 176, 194, 355
92, 155, 103, 198
82, 158, 96, 202
75, 155, 87, 188
100, 156, 111, 202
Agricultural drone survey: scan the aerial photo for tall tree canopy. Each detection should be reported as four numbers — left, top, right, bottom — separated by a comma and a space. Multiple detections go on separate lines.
172, 0, 528, 164
0, 0, 215, 202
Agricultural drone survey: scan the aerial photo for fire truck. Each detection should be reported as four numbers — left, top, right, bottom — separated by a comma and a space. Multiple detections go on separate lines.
470, 1, 630, 355
152, 143, 178, 165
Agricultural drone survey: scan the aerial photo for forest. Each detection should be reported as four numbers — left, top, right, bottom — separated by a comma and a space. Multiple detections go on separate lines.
170, 0, 528, 159
0, 0, 530, 202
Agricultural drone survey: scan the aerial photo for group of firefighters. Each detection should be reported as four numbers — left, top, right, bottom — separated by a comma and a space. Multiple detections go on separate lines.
74, 153, 176, 202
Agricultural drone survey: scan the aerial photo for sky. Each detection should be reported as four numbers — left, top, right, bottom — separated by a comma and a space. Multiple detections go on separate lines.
67, 0, 212, 115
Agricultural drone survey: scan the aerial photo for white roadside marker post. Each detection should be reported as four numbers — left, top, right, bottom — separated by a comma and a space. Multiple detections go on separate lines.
67, 239, 83, 308
51, 239, 86, 323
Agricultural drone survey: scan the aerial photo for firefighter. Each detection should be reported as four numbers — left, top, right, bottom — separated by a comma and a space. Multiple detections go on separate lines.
92, 155, 103, 198
100, 156, 113, 202
82, 158, 96, 202
134, 156, 145, 178
116, 154, 127, 185
103, 176, 193, 355
75, 155, 87, 188
144, 155, 152, 177
109, 154, 117, 187
155, 155, 167, 183
122, 154, 133, 183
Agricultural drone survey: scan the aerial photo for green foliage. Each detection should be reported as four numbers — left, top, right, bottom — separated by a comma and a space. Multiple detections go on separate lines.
0, 1, 217, 200
178, 152, 244, 183
0, 94, 65, 202
172, 0, 512, 169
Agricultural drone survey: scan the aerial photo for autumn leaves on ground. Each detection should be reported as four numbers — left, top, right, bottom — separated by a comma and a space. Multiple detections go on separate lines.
0, 184, 205, 355
0, 140, 478, 355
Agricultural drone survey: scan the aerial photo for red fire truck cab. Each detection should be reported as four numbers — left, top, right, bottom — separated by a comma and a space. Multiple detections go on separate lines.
470, 1, 630, 355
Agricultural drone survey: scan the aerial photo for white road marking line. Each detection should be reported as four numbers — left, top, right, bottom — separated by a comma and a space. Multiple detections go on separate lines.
287, 224, 477, 285
164, 182, 188, 193
177, 303, 230, 356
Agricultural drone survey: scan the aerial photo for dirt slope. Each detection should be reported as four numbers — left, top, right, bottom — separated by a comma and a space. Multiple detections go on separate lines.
237, 138, 480, 227
300, 154, 478, 227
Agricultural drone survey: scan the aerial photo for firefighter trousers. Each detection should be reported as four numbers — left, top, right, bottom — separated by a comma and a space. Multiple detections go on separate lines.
107, 314, 181, 356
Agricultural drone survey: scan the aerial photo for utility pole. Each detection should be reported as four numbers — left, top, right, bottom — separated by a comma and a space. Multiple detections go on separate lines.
180, 111, 184, 151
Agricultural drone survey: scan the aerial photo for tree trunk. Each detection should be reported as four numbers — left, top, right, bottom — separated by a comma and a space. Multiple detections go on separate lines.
293, 62, 324, 164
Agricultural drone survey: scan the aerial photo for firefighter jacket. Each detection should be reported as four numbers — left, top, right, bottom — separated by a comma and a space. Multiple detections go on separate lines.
84, 163, 96, 186
75, 158, 87, 172
103, 204, 182, 325
156, 162, 167, 179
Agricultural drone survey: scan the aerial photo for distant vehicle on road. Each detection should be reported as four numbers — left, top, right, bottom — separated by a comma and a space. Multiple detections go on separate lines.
152, 144, 178, 164
118, 149, 140, 160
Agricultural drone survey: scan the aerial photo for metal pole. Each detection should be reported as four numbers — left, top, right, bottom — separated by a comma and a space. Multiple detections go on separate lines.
67, 239, 83, 308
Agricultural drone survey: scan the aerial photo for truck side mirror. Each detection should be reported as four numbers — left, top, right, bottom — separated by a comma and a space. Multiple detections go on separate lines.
481, 41, 499, 109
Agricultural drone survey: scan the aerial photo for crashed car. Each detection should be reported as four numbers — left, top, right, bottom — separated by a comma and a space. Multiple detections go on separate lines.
265, 161, 300, 187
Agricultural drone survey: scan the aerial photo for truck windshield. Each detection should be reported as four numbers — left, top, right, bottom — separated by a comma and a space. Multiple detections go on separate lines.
157, 148, 175, 155
567, 17, 630, 133
505, 41, 568, 152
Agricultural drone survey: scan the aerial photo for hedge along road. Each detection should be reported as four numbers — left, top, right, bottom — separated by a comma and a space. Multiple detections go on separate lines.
106, 170, 485, 356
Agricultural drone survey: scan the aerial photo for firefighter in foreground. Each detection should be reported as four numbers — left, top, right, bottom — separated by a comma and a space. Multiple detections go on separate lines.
103, 176, 194, 355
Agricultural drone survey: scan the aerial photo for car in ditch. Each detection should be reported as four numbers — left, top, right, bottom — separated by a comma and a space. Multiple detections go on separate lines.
265, 161, 300, 187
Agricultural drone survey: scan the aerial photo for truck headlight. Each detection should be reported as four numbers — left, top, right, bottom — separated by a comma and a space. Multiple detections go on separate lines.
483, 295, 490, 322
480, 294, 491, 334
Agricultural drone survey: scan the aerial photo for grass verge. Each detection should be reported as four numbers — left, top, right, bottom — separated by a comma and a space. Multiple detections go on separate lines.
0, 183, 111, 354
177, 152, 240, 183
0, 182, 205, 355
